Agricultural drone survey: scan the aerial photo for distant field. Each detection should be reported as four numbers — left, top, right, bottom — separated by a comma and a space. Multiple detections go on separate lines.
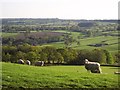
75, 36, 118, 51
2, 31, 119, 53
1, 32, 18, 37
2, 62, 119, 88
54, 30, 84, 38
45, 33, 119, 53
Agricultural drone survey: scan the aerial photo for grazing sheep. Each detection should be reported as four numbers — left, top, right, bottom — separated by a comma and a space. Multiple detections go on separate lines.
84, 59, 102, 73
35, 61, 44, 66
18, 59, 24, 64
26, 60, 31, 65
41, 61, 44, 66
114, 72, 120, 74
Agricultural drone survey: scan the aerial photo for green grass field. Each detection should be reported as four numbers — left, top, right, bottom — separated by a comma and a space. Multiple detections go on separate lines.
2, 31, 119, 53
45, 35, 119, 53
2, 62, 119, 88
1, 32, 18, 37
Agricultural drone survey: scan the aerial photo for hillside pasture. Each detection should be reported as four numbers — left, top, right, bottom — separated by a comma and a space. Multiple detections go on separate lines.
2, 62, 119, 89
46, 33, 119, 53
2, 31, 119, 53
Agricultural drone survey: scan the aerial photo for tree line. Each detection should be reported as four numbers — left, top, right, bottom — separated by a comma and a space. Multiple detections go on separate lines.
2, 32, 64, 46
2, 44, 119, 65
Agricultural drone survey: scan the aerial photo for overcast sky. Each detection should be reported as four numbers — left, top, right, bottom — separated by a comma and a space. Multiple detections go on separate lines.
0, 0, 119, 19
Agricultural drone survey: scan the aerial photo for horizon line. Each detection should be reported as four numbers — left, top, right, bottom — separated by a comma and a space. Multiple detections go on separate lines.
0, 17, 118, 20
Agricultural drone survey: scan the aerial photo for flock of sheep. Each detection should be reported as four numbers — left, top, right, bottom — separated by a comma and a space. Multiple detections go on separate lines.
18, 59, 44, 66
18, 58, 102, 73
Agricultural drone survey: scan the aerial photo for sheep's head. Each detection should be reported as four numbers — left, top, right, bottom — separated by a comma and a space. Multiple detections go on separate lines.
19, 59, 22, 61
84, 59, 89, 64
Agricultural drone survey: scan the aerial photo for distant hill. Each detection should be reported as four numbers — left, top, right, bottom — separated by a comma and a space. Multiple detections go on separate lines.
2, 18, 118, 25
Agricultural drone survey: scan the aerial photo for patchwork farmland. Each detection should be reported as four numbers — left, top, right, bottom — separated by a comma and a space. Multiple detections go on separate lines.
1, 18, 119, 89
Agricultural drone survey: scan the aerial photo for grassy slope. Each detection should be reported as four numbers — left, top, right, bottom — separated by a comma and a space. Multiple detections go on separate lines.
45, 35, 118, 53
2, 62, 119, 88
2, 31, 119, 53
46, 30, 119, 53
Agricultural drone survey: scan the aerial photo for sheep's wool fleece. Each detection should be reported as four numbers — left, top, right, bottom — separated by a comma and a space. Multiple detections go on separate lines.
85, 63, 100, 70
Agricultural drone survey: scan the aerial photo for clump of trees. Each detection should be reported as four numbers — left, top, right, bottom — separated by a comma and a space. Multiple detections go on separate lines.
2, 32, 64, 45
2, 44, 117, 65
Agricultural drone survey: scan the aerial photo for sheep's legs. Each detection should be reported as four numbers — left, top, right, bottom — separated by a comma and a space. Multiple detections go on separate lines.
99, 67, 102, 73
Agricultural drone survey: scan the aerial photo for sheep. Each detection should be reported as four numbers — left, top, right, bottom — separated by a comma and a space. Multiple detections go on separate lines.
18, 59, 24, 64
114, 72, 120, 74
35, 61, 44, 66
84, 59, 102, 73
26, 60, 31, 65
41, 61, 44, 66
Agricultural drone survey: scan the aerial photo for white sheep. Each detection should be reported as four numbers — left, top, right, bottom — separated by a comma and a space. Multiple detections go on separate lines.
18, 59, 24, 64
84, 59, 102, 73
35, 61, 44, 66
114, 72, 120, 74
26, 60, 31, 65
41, 61, 44, 66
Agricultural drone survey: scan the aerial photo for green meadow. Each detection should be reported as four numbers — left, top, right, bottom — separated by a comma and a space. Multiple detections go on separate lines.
2, 31, 119, 53
2, 30, 119, 89
1, 32, 18, 37
2, 62, 119, 88
45, 31, 119, 53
